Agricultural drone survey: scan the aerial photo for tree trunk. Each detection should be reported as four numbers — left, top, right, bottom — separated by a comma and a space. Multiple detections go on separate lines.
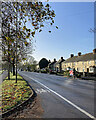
13, 57, 15, 76
8, 25, 10, 80
15, 2, 18, 83
8, 45, 10, 80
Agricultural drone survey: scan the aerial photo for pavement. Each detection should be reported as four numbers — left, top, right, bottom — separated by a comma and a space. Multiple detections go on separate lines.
0, 71, 7, 84
18, 71, 95, 119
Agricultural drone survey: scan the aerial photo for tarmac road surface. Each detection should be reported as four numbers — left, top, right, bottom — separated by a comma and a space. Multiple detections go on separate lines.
19, 71, 96, 119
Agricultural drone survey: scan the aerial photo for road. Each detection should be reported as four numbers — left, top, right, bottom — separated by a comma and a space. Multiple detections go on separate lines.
19, 71, 95, 119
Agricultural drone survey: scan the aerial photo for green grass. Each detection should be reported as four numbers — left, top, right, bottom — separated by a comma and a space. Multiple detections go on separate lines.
0, 73, 32, 113
0, 70, 4, 75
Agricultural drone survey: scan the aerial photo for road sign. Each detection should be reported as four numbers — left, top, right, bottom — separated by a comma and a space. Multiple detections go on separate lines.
69, 70, 73, 76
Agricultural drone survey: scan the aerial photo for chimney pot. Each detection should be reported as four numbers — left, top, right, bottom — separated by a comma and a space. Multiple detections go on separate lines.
71, 54, 74, 58
54, 58, 56, 62
61, 57, 63, 60
93, 49, 96, 54
78, 52, 81, 56
49, 60, 51, 63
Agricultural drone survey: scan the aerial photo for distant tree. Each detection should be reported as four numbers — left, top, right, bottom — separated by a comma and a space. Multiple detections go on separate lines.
39, 58, 49, 69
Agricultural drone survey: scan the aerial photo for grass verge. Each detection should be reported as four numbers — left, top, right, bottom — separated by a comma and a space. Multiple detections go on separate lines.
0, 70, 4, 75
0, 73, 32, 113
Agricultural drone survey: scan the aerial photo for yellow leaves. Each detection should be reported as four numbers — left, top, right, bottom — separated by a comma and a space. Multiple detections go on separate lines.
23, 26, 26, 30
5, 37, 11, 41
19, 9, 21, 12
19, 59, 21, 62
25, 14, 27, 16
5, 37, 9, 40
31, 31, 35, 37
11, 58, 14, 61
56, 26, 58, 29
52, 20, 54, 23
26, 36, 29, 39
22, 58, 27, 60
9, 42, 11, 45
20, 13, 22, 16
40, 24, 44, 27
8, 24, 10, 27
45, 4, 49, 8
24, 41, 29, 46
24, 41, 27, 45
17, 36, 20, 38
39, 29, 42, 32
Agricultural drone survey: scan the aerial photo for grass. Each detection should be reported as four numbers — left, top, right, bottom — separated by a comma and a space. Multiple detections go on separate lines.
0, 70, 4, 75
0, 73, 32, 113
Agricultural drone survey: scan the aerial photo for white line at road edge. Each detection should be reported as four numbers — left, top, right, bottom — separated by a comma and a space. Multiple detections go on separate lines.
20, 73, 95, 120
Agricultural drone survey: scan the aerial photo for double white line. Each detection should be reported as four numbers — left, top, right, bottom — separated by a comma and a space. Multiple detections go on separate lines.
20, 73, 96, 120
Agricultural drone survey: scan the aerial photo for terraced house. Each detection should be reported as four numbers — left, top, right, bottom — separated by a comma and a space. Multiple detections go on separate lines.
48, 58, 57, 71
62, 49, 96, 75
54, 57, 65, 73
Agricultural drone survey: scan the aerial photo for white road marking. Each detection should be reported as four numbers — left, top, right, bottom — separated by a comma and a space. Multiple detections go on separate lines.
20, 73, 96, 120
36, 88, 50, 94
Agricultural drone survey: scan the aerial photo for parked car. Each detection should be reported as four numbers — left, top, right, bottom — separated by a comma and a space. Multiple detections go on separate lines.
40, 68, 47, 73
49, 69, 57, 74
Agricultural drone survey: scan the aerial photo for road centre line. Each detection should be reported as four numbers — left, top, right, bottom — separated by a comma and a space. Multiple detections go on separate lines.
21, 73, 96, 120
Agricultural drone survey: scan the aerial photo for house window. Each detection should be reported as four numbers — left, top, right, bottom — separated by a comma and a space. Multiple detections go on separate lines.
90, 68, 93, 72
88, 61, 91, 65
95, 60, 96, 65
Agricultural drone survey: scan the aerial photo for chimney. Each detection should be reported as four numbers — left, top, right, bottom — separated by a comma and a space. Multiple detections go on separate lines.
78, 52, 81, 56
70, 54, 74, 58
54, 58, 56, 62
61, 57, 63, 60
49, 60, 51, 63
93, 49, 96, 54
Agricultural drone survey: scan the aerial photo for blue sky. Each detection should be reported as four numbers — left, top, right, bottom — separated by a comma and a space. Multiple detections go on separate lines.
29, 2, 94, 62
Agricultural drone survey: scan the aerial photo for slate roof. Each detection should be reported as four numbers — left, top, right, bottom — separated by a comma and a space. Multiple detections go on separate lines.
55, 59, 65, 65
49, 61, 57, 66
64, 53, 96, 63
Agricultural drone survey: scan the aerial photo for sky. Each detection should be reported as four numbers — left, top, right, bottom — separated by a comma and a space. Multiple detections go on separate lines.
28, 2, 94, 62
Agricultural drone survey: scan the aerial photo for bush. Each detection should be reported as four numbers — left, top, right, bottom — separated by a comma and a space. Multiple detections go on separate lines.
74, 71, 81, 78
64, 70, 70, 77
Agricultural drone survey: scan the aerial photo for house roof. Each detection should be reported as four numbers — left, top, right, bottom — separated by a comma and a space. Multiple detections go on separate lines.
76, 53, 96, 61
49, 61, 57, 66
63, 53, 96, 63
55, 59, 65, 65
64, 56, 78, 63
